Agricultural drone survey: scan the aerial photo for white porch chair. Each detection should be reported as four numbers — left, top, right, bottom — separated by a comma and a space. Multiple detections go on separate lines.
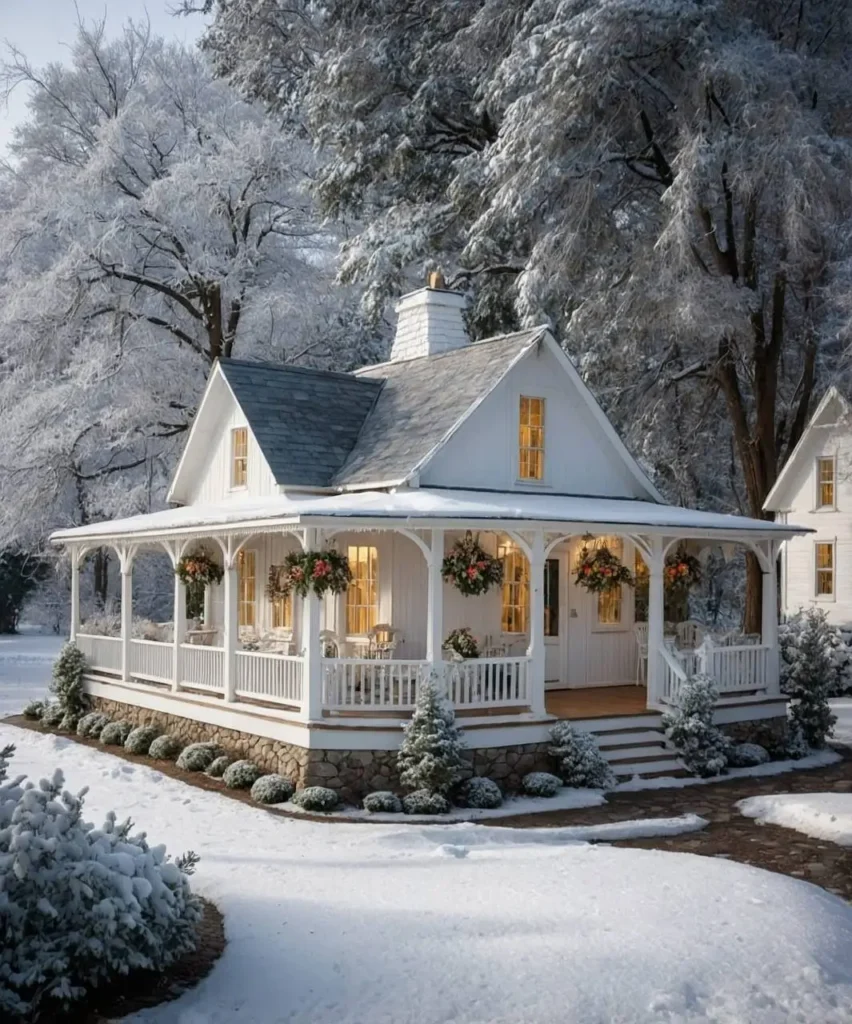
319, 629, 340, 658
634, 623, 649, 685
482, 633, 508, 657
676, 620, 704, 650
368, 623, 401, 659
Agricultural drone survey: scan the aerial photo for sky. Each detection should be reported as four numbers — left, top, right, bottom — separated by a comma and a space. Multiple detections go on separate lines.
0, 1, 205, 152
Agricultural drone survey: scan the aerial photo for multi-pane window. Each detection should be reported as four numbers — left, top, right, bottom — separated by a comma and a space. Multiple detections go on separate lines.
544, 558, 559, 637
237, 549, 256, 628
271, 593, 292, 631
519, 396, 545, 481
231, 427, 248, 488
499, 541, 529, 633
818, 457, 835, 509
596, 536, 624, 625
815, 542, 835, 597
346, 545, 378, 635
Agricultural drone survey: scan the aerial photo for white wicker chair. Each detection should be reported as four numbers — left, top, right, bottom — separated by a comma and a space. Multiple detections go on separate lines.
634, 623, 649, 685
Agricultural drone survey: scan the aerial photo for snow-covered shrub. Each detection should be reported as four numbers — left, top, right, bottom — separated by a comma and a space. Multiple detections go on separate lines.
521, 771, 562, 797
250, 774, 295, 804
40, 702, 65, 728
781, 608, 852, 697
176, 742, 223, 773
781, 608, 837, 748
222, 759, 263, 789
79, 612, 121, 636
362, 791, 403, 814
21, 700, 44, 720
785, 723, 811, 760
205, 755, 231, 778
58, 712, 79, 733
402, 789, 451, 815
124, 725, 161, 755
727, 742, 770, 768
397, 674, 465, 794
0, 743, 201, 1019
549, 722, 615, 789
149, 734, 182, 761
662, 675, 729, 777
77, 711, 111, 738
100, 719, 134, 746
50, 641, 88, 719
291, 786, 340, 812
456, 776, 502, 809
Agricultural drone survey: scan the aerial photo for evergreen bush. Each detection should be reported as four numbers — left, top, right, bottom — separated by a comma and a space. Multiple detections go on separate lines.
781, 608, 838, 748
402, 790, 451, 815
21, 700, 44, 720
148, 734, 182, 761
455, 776, 502, 809
124, 725, 161, 755
661, 675, 729, 777
40, 702, 65, 728
397, 674, 465, 794
785, 722, 811, 760
549, 722, 616, 788
0, 743, 201, 1019
176, 742, 223, 773
250, 774, 295, 804
58, 712, 79, 733
727, 742, 770, 768
222, 760, 263, 789
77, 711, 111, 738
100, 720, 134, 746
521, 771, 562, 797
291, 786, 340, 811
205, 755, 231, 778
50, 641, 88, 719
780, 609, 852, 696
362, 791, 403, 814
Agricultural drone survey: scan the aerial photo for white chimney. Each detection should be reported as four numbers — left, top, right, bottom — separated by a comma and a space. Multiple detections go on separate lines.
389, 272, 469, 362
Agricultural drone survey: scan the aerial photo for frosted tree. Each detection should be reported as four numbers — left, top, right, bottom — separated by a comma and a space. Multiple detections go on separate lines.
662, 675, 730, 777
397, 674, 465, 794
781, 607, 837, 748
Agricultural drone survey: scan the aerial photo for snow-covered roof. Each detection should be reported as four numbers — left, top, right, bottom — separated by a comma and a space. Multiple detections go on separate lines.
51, 488, 808, 546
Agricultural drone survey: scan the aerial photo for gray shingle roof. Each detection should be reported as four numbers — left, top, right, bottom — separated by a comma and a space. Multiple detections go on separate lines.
333, 330, 543, 487
218, 360, 383, 487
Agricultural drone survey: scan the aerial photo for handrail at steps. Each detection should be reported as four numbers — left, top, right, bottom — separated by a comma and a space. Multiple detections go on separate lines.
660, 644, 687, 705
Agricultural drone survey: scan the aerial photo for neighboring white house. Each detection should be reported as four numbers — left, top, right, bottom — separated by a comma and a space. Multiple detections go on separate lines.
765, 386, 852, 626
51, 279, 807, 792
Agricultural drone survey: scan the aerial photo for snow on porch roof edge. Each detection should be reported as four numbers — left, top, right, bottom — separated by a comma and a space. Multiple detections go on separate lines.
49, 489, 810, 545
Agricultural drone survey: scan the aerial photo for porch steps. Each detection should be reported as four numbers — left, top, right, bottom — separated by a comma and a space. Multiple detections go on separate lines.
579, 718, 687, 780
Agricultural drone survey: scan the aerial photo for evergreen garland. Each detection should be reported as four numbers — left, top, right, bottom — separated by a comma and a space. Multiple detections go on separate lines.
441, 532, 503, 596
266, 549, 353, 599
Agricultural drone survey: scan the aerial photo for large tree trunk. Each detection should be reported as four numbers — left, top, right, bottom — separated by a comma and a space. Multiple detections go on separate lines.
93, 548, 110, 609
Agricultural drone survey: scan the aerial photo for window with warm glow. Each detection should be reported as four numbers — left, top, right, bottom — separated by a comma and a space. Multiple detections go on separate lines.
596, 536, 624, 625
271, 593, 292, 630
817, 457, 835, 509
237, 549, 256, 628
231, 427, 248, 487
816, 542, 835, 597
346, 545, 378, 635
519, 396, 545, 481
499, 540, 529, 633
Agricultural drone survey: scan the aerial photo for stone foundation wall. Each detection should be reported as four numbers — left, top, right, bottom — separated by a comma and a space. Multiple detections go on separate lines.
89, 696, 554, 802
721, 716, 789, 755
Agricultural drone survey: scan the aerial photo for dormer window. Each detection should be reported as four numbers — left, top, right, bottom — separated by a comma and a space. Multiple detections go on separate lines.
519, 396, 545, 481
817, 456, 835, 509
231, 427, 248, 488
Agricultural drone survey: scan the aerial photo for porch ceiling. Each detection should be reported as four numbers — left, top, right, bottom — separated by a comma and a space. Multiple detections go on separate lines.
49, 487, 809, 548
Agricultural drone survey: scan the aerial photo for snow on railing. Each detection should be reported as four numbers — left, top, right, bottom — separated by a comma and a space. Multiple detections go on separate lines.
446, 656, 530, 707
76, 633, 122, 675
180, 643, 224, 692
129, 639, 173, 685
322, 659, 425, 710
235, 651, 303, 707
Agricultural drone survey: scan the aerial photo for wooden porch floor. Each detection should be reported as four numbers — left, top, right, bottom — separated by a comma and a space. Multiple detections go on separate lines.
545, 685, 652, 720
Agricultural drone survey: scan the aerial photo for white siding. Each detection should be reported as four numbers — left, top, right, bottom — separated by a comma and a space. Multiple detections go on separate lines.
420, 345, 647, 498
782, 423, 852, 625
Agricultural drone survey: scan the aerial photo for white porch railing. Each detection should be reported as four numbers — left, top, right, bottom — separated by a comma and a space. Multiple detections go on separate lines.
322, 658, 425, 710
129, 639, 173, 685
76, 634, 122, 675
446, 656, 530, 707
660, 645, 688, 705
235, 651, 303, 707
661, 636, 775, 705
180, 644, 225, 693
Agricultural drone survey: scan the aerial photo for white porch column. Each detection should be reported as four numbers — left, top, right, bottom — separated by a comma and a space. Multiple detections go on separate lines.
761, 544, 780, 694
69, 551, 80, 643
526, 531, 547, 716
645, 537, 666, 708
301, 527, 323, 721
119, 549, 134, 683
426, 528, 445, 681
172, 571, 186, 692
223, 557, 239, 703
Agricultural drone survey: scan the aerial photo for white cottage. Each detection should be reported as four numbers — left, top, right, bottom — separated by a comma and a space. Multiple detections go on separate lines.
765, 386, 852, 625
52, 281, 806, 794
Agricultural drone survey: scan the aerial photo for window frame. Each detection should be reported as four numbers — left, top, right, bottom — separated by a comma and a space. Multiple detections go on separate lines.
498, 540, 530, 635
237, 549, 256, 630
518, 395, 546, 484
591, 536, 629, 632
814, 539, 836, 601
815, 454, 836, 511
346, 544, 379, 637
271, 592, 293, 632
231, 426, 248, 490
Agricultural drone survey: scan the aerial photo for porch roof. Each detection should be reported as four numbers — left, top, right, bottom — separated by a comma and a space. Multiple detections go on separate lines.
50, 487, 809, 547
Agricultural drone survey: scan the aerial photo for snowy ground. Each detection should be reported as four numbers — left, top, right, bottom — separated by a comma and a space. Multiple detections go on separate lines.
0, 630, 62, 716
739, 793, 852, 847
4, 634, 852, 1020
832, 697, 852, 746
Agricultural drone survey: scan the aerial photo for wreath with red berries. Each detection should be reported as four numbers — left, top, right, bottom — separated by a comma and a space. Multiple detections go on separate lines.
266, 549, 353, 599
441, 531, 504, 596
574, 542, 634, 593
664, 546, 702, 594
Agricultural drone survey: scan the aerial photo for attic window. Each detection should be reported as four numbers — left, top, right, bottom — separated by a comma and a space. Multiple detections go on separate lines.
519, 396, 545, 481
817, 457, 835, 509
231, 427, 248, 488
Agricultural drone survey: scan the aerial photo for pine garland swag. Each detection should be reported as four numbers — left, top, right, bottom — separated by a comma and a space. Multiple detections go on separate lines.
574, 541, 633, 593
441, 531, 503, 596
266, 549, 353, 599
